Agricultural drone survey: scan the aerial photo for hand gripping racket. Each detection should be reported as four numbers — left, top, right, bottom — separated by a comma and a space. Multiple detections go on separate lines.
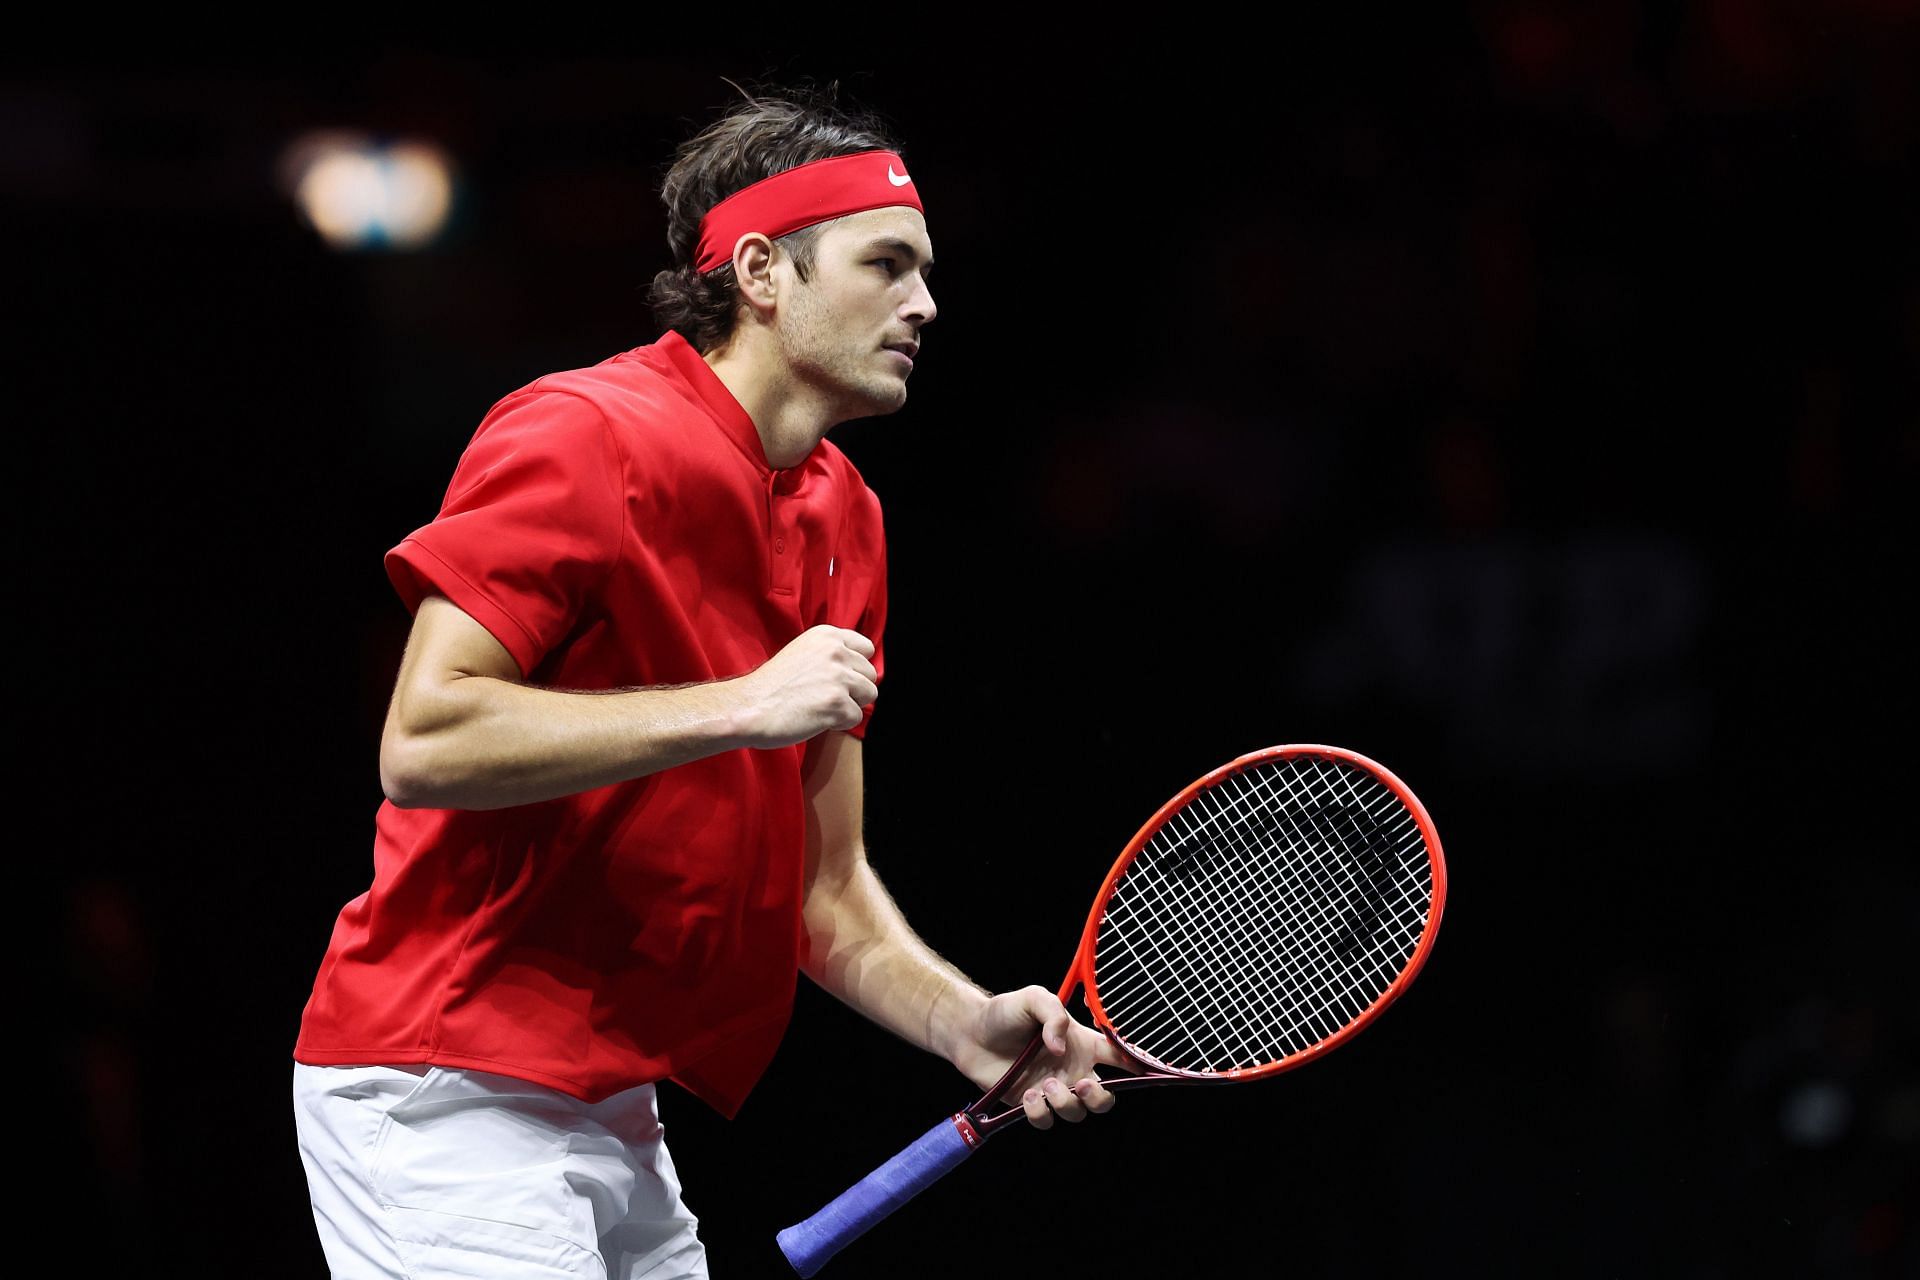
776, 743, 1447, 1276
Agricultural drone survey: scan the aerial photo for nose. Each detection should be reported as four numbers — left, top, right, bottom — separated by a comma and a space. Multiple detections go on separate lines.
904, 272, 936, 327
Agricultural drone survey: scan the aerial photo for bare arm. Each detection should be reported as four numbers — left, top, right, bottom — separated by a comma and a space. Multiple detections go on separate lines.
799, 731, 1125, 1127
798, 729, 992, 1058
378, 593, 879, 810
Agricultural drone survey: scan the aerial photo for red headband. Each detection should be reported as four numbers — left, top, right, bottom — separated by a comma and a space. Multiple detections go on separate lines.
693, 149, 924, 274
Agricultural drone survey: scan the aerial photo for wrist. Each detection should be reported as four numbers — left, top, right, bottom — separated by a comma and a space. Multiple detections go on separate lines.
712, 674, 766, 750
930, 981, 991, 1066
668, 675, 757, 751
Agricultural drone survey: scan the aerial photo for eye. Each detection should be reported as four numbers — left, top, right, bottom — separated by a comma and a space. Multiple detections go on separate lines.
871, 258, 897, 273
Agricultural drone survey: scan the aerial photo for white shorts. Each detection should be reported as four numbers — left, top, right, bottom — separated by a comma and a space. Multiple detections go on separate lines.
292, 1062, 709, 1279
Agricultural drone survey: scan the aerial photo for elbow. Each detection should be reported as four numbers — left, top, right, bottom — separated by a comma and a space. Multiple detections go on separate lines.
380, 724, 508, 811
800, 854, 867, 938
379, 729, 441, 810
382, 776, 427, 811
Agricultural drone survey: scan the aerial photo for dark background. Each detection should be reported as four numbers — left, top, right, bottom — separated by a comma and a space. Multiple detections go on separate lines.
24, 6, 1916, 1276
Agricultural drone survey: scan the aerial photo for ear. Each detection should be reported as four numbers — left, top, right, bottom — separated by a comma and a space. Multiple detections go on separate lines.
731, 232, 780, 315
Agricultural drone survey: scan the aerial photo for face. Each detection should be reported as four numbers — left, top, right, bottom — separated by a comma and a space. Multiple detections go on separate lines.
773, 206, 936, 419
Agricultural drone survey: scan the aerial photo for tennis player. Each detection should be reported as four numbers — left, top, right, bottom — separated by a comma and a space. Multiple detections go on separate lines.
290, 84, 1123, 1279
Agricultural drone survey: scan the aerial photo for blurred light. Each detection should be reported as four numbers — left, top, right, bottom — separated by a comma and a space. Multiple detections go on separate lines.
1779, 1079, 1852, 1148
275, 129, 456, 252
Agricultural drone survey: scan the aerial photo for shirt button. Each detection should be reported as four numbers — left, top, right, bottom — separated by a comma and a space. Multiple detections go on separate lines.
774, 538, 785, 554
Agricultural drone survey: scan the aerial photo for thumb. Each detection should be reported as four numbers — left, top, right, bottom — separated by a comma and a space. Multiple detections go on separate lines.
1025, 987, 1070, 1055
1093, 1028, 1140, 1071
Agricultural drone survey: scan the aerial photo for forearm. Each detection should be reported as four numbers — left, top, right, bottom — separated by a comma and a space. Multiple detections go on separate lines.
381, 673, 753, 810
801, 856, 989, 1063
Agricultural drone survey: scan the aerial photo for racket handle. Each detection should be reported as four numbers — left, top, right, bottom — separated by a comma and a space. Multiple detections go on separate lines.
777, 1114, 979, 1276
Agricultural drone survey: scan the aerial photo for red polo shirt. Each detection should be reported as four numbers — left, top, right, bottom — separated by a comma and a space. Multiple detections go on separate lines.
293, 329, 888, 1118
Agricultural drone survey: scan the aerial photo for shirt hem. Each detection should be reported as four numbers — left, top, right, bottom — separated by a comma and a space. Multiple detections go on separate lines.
293, 1046, 619, 1103
293, 997, 795, 1110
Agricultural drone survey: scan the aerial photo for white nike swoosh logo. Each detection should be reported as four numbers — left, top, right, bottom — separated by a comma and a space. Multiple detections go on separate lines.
888, 165, 912, 187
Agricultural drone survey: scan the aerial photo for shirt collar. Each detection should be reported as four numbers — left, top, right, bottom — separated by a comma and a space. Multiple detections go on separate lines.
652, 328, 784, 477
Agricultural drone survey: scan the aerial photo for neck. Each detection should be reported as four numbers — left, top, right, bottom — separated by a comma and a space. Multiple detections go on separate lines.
702, 330, 844, 471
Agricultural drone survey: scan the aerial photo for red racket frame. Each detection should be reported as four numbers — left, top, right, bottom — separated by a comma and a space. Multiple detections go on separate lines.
954, 743, 1447, 1141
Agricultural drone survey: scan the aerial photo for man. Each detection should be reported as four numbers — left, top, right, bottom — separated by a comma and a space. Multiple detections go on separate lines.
291, 86, 1125, 1279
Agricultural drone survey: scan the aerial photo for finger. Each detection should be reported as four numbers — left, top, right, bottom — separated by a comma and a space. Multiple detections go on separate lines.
839, 629, 875, 657
1071, 1077, 1116, 1114
1021, 1087, 1054, 1131
1041, 1075, 1087, 1123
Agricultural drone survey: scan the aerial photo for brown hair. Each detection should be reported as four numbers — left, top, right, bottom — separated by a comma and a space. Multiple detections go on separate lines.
647, 79, 905, 354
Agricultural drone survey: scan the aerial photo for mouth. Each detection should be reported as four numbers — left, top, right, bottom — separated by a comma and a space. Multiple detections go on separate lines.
883, 340, 919, 364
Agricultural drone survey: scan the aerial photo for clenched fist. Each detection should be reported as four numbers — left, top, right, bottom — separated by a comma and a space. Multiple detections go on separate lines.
732, 625, 877, 748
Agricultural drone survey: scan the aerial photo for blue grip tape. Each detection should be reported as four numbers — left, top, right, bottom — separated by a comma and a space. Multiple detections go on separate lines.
777, 1116, 977, 1276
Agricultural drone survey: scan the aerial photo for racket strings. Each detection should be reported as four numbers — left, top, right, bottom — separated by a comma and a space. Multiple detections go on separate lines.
1110, 769, 1407, 1023
1140, 762, 1430, 1063
1105, 793, 1377, 1067
1110, 788, 1343, 1062
1093, 755, 1434, 1073
1100, 771, 1424, 1070
1119, 762, 1431, 1066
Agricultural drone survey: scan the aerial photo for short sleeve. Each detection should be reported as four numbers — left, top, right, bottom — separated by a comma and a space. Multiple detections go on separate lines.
845, 499, 887, 742
385, 389, 624, 677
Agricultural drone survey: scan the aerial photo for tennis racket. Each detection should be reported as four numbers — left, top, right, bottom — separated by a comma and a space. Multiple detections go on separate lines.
776, 743, 1447, 1276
